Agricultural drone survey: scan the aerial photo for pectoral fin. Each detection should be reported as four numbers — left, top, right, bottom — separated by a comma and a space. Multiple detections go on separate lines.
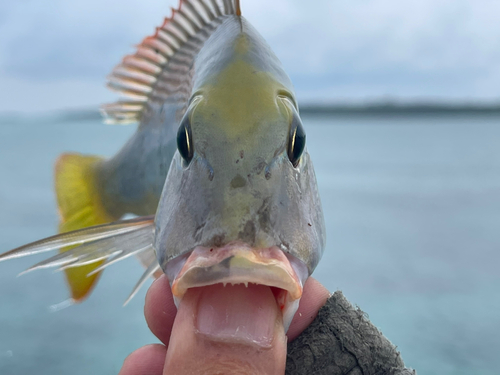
0, 214, 156, 303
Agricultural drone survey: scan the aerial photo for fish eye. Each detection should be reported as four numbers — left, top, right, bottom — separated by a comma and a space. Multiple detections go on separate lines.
287, 113, 306, 168
177, 114, 194, 165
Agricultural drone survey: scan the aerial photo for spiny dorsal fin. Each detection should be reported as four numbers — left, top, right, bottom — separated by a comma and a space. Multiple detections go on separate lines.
235, 0, 241, 16
101, 0, 241, 124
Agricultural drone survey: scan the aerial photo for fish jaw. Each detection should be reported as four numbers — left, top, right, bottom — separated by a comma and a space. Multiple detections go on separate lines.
165, 242, 309, 331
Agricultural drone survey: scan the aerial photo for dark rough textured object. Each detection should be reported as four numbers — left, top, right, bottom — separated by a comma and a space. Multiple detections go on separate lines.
286, 291, 416, 375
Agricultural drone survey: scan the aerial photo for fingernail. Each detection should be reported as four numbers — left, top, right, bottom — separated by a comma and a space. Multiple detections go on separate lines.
196, 283, 277, 347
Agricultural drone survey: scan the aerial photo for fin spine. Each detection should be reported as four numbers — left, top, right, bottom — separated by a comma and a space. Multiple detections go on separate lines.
124, 261, 161, 306
235, 0, 241, 16
101, 0, 240, 125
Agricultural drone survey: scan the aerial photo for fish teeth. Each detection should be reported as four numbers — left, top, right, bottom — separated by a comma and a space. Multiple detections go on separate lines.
220, 282, 250, 287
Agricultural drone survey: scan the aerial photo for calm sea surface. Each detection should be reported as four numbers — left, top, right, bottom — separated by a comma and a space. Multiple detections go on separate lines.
0, 113, 499, 374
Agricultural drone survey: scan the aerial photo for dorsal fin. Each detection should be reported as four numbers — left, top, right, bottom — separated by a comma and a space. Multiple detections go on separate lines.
101, 0, 240, 124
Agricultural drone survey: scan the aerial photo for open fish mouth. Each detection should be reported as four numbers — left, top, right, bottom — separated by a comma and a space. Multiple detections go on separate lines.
164, 242, 309, 331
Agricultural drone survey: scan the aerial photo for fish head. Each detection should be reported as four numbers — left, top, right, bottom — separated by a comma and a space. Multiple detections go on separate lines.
154, 19, 325, 328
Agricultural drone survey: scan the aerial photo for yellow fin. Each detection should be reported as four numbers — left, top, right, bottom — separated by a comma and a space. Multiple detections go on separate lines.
55, 153, 117, 301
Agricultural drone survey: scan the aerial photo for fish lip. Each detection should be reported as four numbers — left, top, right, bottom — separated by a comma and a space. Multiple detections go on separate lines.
165, 242, 309, 331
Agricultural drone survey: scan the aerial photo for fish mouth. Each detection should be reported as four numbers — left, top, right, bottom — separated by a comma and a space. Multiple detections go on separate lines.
165, 242, 309, 331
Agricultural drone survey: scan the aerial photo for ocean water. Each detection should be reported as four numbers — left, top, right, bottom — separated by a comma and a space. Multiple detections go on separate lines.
0, 113, 499, 374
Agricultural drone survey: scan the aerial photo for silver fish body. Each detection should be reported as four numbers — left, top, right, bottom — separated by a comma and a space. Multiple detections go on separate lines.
0, 0, 326, 328
155, 16, 325, 275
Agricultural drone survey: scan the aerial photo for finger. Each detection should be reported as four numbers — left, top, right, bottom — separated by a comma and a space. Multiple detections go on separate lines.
144, 275, 330, 346
118, 344, 167, 375
144, 275, 177, 346
163, 284, 287, 374
287, 277, 330, 341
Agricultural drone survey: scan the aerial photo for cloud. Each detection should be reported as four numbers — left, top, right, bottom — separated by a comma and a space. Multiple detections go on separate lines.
258, 0, 500, 101
1, 0, 500, 112
0, 0, 168, 80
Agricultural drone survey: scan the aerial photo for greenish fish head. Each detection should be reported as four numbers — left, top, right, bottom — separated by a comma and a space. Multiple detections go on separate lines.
154, 17, 325, 328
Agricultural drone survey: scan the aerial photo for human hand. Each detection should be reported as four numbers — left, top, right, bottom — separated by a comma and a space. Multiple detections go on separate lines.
119, 275, 330, 375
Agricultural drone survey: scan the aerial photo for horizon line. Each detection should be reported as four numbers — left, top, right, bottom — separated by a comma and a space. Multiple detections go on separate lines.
1, 100, 500, 122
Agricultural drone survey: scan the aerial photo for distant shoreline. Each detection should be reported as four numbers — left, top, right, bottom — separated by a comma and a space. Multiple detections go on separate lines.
299, 103, 500, 116
1, 103, 500, 124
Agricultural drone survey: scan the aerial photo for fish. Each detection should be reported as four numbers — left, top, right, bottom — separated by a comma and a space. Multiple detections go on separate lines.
0, 0, 325, 330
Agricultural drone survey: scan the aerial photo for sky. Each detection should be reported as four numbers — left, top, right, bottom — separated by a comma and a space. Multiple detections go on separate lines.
1, 0, 500, 113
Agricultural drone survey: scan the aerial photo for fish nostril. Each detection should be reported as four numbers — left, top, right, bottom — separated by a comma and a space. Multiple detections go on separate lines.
230, 174, 247, 189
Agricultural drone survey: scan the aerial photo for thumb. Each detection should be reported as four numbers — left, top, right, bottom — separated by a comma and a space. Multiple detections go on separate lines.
164, 283, 287, 374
